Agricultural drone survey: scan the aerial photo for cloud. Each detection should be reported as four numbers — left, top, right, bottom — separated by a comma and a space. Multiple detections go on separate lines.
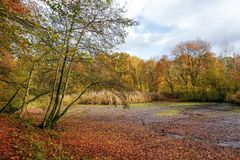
116, 0, 240, 59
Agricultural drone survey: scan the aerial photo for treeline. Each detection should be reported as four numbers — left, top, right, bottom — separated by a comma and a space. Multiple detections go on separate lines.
2, 44, 239, 109
76, 40, 240, 103
143, 40, 240, 102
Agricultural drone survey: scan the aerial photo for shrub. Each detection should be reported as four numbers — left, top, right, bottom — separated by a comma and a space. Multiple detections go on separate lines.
177, 90, 225, 102
227, 92, 240, 104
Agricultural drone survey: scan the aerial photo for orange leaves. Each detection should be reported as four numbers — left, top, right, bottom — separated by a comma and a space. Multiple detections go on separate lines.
1, 107, 240, 160
53, 110, 240, 160
0, 115, 19, 159
1, 0, 28, 14
58, 118, 146, 159
0, 115, 72, 160
173, 40, 210, 57
0, 49, 16, 69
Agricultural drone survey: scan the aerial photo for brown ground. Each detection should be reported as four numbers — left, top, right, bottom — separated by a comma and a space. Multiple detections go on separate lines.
1, 103, 240, 159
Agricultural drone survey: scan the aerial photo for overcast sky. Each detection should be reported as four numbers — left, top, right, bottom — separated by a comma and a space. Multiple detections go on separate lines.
115, 0, 240, 59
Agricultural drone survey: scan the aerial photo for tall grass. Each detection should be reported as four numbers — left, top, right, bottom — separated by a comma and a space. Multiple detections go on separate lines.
77, 91, 165, 105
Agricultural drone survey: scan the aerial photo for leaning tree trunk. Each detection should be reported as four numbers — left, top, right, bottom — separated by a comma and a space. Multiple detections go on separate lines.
48, 82, 97, 128
40, 63, 60, 128
47, 55, 68, 124
19, 62, 35, 118
0, 88, 21, 114
45, 58, 74, 128
55, 53, 74, 119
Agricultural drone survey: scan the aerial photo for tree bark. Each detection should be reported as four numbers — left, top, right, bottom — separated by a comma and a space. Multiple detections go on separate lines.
40, 64, 60, 128
19, 62, 35, 117
48, 55, 68, 121
55, 53, 75, 117
49, 82, 97, 128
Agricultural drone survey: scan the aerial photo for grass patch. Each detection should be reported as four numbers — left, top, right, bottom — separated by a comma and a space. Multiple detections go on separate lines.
228, 106, 240, 113
130, 102, 210, 108
155, 110, 181, 117
66, 109, 91, 117
73, 104, 116, 109
233, 109, 240, 112
70, 102, 211, 111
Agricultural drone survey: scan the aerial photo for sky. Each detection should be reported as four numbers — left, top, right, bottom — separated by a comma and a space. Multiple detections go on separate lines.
116, 0, 240, 59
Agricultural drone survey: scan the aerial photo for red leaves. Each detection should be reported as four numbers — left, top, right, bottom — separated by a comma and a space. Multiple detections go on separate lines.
0, 115, 19, 159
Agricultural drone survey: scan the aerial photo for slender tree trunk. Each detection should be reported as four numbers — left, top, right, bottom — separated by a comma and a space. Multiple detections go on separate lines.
40, 64, 59, 128
0, 88, 20, 113
180, 74, 188, 93
139, 81, 143, 91
26, 91, 50, 105
185, 82, 188, 93
55, 54, 75, 118
45, 22, 74, 127
19, 62, 35, 118
165, 74, 174, 94
48, 55, 68, 121
48, 82, 96, 128
170, 84, 174, 94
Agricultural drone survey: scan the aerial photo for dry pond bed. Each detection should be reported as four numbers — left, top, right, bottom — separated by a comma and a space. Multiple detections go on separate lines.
56, 102, 240, 159
1, 102, 240, 159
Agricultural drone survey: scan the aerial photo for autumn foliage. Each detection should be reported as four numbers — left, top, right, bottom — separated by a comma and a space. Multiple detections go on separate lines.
0, 0, 28, 14
1, 0, 240, 159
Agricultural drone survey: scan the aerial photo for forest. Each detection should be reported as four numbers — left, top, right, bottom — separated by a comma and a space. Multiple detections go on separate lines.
1, 0, 240, 159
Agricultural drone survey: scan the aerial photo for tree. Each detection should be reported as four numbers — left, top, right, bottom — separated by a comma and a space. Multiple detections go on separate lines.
0, 0, 36, 112
30, 0, 136, 128
0, 0, 31, 51
145, 59, 157, 92
173, 40, 212, 91
156, 56, 176, 94
126, 56, 146, 91
0, 0, 28, 14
